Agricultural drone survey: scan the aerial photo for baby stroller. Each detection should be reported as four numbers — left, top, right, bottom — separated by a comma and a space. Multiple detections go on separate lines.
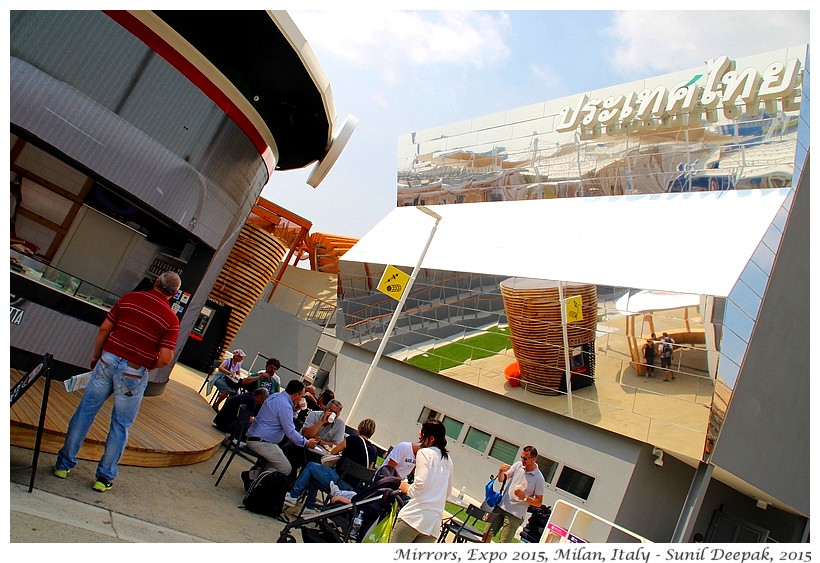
277, 465, 404, 543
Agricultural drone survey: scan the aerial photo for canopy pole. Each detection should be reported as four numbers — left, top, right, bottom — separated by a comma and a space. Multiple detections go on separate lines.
558, 281, 574, 418
347, 206, 442, 422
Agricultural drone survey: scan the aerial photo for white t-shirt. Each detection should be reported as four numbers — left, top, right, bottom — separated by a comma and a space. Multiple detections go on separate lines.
379, 441, 417, 479
397, 447, 454, 537
499, 461, 546, 519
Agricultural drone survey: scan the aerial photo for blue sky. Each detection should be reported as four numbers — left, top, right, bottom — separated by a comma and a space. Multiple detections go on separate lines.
263, 9, 810, 238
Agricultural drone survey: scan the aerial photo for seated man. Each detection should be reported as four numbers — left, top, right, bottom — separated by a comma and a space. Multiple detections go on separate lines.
282, 398, 346, 484
212, 388, 268, 436
284, 418, 377, 513
377, 440, 421, 480
304, 386, 335, 411
240, 357, 281, 394
244, 380, 318, 481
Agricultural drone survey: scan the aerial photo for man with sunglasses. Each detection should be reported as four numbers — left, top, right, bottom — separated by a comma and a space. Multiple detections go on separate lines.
486, 445, 545, 543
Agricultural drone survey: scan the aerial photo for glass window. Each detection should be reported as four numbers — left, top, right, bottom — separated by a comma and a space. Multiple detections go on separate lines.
488, 437, 518, 464
535, 456, 559, 483
464, 427, 491, 454
417, 406, 439, 424
310, 349, 326, 366
556, 466, 595, 500
442, 416, 464, 441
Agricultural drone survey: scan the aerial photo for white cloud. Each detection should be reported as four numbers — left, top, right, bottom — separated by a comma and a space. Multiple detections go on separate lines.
605, 11, 809, 76
530, 63, 566, 93
291, 10, 512, 69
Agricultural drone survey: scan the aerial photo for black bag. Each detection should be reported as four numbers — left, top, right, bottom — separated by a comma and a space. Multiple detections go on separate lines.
301, 520, 344, 543
242, 470, 288, 518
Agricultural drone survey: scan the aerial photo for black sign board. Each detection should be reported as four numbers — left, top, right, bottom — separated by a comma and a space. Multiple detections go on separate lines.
10, 353, 50, 406
10, 352, 54, 492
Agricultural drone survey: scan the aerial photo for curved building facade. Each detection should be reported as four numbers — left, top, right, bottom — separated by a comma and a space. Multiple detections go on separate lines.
10, 11, 339, 388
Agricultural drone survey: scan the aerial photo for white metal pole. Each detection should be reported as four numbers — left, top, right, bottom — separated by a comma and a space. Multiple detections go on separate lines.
347, 206, 442, 421
558, 281, 574, 418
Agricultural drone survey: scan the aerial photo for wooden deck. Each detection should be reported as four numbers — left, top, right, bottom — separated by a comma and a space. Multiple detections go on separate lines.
10, 368, 226, 467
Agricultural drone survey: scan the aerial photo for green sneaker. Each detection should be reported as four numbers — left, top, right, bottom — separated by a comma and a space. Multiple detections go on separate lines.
53, 467, 70, 479
92, 477, 113, 492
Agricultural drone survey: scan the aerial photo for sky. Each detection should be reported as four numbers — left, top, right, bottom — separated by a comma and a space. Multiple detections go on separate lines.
263, 8, 810, 239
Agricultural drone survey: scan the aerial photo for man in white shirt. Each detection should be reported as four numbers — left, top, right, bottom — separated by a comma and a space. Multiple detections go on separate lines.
486, 445, 545, 543
378, 440, 420, 480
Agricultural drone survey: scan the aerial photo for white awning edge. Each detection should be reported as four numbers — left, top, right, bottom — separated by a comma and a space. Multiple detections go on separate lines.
341, 189, 790, 298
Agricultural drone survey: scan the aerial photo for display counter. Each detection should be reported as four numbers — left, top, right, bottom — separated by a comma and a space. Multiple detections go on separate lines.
11, 249, 120, 371
11, 249, 119, 311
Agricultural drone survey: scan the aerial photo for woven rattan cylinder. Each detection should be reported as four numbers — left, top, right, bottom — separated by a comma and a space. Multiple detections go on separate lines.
501, 278, 597, 395
208, 223, 288, 357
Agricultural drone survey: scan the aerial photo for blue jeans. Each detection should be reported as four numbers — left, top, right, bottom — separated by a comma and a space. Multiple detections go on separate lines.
290, 462, 353, 508
56, 350, 149, 481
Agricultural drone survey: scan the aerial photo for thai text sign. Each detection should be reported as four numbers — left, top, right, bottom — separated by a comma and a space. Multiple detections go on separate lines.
556, 54, 802, 139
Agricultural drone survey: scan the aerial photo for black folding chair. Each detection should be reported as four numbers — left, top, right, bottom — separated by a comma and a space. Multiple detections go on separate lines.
438, 503, 498, 543
211, 404, 263, 487
198, 358, 222, 394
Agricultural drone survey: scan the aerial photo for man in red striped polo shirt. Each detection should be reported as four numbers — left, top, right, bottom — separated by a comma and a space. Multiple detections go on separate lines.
54, 271, 181, 492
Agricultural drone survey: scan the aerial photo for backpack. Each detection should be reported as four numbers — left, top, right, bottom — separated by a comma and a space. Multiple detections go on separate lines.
662, 341, 673, 356
484, 474, 508, 508
242, 470, 288, 518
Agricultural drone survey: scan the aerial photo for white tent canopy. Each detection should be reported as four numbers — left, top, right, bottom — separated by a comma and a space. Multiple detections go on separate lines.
614, 290, 702, 316
341, 189, 789, 297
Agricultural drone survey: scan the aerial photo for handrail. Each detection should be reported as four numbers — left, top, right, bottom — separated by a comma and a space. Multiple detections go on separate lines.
345, 294, 504, 329
265, 277, 337, 308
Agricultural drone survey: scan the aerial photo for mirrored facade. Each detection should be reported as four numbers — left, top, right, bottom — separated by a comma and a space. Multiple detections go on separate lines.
339, 45, 808, 463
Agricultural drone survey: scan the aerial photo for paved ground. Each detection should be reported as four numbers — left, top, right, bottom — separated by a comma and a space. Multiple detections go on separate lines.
8, 364, 294, 544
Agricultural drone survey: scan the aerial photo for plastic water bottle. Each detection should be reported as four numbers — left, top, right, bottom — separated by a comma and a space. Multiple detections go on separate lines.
459, 486, 466, 500
350, 510, 363, 538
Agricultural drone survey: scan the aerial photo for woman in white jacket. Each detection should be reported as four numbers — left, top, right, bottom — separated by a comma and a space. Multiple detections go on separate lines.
390, 418, 454, 543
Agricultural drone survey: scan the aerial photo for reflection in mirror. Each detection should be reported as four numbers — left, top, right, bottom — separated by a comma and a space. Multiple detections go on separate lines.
728, 279, 763, 321
722, 300, 754, 343
738, 258, 769, 299
761, 220, 785, 254
772, 204, 789, 232
339, 266, 757, 462
750, 238, 776, 275
719, 325, 749, 370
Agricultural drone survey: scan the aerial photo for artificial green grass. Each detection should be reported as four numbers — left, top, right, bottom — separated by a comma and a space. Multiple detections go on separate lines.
407, 325, 511, 373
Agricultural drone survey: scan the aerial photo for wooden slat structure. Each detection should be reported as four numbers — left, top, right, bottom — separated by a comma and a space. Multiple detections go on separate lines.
208, 222, 288, 356
10, 369, 225, 467
501, 278, 597, 396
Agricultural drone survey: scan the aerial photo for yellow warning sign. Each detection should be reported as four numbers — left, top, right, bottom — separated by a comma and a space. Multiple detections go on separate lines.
377, 265, 411, 301
566, 295, 583, 323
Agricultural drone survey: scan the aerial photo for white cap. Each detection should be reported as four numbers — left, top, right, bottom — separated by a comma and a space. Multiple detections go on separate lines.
232, 349, 246, 357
